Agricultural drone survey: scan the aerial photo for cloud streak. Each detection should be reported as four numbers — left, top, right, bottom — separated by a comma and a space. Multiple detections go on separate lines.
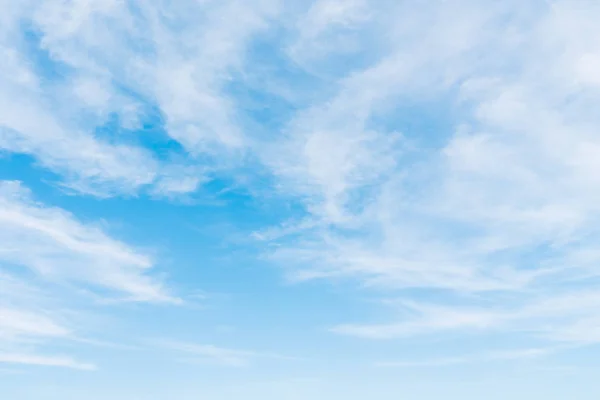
0, 180, 175, 302
375, 347, 555, 368
157, 340, 295, 368
0, 353, 95, 371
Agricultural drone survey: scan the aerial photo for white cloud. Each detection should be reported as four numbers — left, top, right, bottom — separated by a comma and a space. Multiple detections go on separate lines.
0, 275, 88, 371
255, 0, 600, 351
0, 180, 175, 303
332, 289, 600, 344
33, 0, 280, 152
0, 65, 159, 195
376, 347, 555, 368
0, 0, 282, 195
157, 340, 293, 368
0, 180, 179, 370
0, 271, 71, 345
287, 0, 372, 72
0, 307, 70, 341
332, 305, 503, 339
0, 353, 95, 370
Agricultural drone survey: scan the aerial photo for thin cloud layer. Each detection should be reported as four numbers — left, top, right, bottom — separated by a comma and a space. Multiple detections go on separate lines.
158, 340, 293, 368
0, 353, 95, 371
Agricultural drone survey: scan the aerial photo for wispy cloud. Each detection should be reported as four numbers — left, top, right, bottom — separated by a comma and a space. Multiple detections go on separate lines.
0, 353, 95, 371
332, 289, 600, 343
253, 0, 600, 352
0, 0, 280, 196
2, 0, 600, 386
0, 307, 70, 341
0, 180, 175, 303
157, 340, 295, 368
375, 347, 555, 368
0, 180, 177, 370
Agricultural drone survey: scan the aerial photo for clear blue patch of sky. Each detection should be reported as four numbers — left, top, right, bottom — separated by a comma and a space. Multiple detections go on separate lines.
20, 25, 74, 84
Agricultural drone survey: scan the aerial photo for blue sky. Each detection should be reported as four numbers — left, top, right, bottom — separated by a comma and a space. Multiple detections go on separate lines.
2, 0, 600, 398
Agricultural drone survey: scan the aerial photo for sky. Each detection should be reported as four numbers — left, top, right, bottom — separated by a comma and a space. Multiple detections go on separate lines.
2, 0, 600, 399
